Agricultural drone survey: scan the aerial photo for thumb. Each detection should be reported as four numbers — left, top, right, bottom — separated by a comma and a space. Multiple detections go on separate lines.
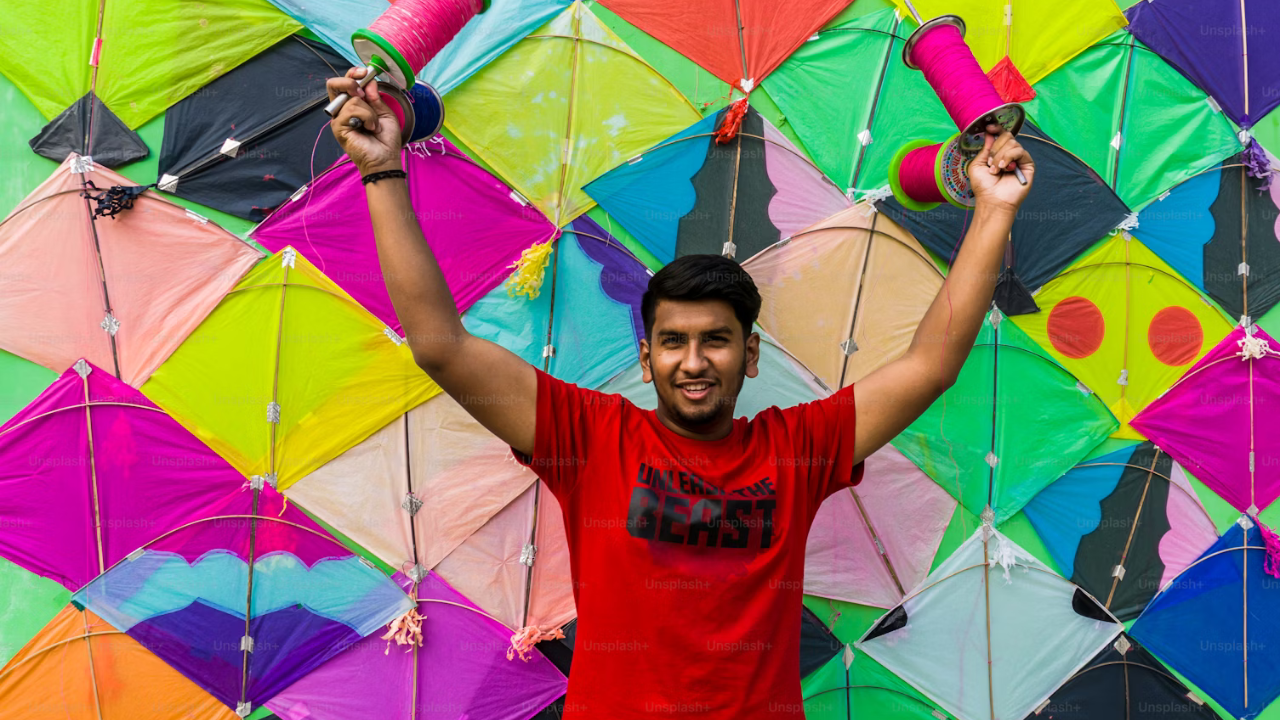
367, 90, 395, 119
972, 131, 995, 167
369, 92, 406, 146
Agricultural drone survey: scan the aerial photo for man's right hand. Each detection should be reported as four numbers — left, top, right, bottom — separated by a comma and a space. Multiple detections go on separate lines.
338, 63, 540, 457
326, 67, 405, 175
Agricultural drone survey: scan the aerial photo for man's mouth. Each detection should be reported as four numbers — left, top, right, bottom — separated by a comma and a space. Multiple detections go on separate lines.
677, 381, 713, 401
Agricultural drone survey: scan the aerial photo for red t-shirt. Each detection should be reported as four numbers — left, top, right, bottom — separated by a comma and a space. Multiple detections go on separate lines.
513, 369, 865, 719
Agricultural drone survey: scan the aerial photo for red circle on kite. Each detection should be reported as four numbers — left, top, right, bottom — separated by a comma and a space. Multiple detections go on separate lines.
1047, 296, 1105, 358
1148, 306, 1202, 366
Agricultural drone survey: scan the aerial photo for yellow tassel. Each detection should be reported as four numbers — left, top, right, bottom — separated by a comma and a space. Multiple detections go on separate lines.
277, 495, 289, 517
504, 240, 555, 300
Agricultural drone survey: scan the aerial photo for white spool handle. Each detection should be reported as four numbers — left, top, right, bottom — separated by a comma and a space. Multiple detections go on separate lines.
324, 64, 382, 129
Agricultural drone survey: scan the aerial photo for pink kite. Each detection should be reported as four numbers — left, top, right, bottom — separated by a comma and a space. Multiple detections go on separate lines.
805, 444, 957, 609
0, 155, 261, 386
251, 137, 560, 335
1131, 324, 1280, 515
432, 481, 575, 635
0, 359, 253, 591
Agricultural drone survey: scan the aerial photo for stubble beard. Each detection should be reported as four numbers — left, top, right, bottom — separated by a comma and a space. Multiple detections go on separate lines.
667, 357, 746, 429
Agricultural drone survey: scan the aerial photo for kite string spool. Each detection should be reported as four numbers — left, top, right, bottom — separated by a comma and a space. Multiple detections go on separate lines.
909, 23, 1006, 135
369, 0, 485, 77
898, 144, 947, 205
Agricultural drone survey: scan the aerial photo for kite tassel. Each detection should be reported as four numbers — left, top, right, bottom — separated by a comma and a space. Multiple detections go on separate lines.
714, 97, 750, 145
505, 239, 556, 300
1112, 212, 1139, 236
1243, 138, 1275, 193
1258, 521, 1280, 580
506, 624, 566, 662
80, 181, 155, 220
382, 605, 425, 654
1237, 332, 1274, 360
989, 533, 1020, 584
858, 186, 894, 214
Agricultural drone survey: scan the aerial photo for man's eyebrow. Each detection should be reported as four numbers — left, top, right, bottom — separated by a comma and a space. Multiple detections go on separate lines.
655, 326, 734, 336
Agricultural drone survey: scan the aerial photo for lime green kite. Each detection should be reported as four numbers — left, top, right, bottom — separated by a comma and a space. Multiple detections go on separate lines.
141, 248, 439, 490
0, 0, 298, 129
444, 0, 701, 226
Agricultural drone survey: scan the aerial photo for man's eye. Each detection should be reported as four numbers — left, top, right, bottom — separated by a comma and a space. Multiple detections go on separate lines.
662, 336, 681, 346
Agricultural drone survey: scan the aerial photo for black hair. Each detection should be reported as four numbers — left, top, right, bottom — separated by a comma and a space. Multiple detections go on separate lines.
641, 254, 761, 339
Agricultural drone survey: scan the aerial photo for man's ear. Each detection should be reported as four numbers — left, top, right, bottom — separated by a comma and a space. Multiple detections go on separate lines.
745, 331, 760, 379
639, 338, 653, 384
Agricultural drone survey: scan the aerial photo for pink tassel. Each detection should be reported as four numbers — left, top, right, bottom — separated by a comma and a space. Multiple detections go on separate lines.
506, 625, 566, 662
381, 606, 425, 654
1258, 520, 1280, 580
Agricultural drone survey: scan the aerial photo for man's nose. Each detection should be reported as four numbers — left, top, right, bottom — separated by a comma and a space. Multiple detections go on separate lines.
679, 340, 709, 374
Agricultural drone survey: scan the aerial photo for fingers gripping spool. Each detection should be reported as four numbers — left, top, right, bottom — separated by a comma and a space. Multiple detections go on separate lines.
326, 0, 491, 139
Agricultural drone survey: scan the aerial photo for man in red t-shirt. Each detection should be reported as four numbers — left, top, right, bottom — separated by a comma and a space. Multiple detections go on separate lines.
328, 69, 1035, 718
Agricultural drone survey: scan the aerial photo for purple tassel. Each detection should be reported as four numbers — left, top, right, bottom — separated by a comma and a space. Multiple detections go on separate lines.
1258, 519, 1280, 580
1243, 138, 1275, 194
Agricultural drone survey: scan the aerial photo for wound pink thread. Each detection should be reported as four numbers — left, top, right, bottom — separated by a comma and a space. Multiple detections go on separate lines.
369, 0, 485, 75
898, 143, 947, 205
909, 23, 1007, 134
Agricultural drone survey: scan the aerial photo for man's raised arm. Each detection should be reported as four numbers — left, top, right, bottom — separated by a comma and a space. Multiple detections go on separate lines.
851, 126, 1036, 466
327, 68, 537, 456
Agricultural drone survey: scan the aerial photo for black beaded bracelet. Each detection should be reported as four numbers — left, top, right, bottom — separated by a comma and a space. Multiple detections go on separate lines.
361, 169, 407, 185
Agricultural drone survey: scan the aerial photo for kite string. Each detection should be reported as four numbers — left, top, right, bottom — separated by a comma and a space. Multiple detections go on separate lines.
301, 121, 331, 272
936, 205, 970, 536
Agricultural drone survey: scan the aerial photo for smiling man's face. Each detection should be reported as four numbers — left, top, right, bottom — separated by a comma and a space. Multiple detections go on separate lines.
640, 298, 760, 439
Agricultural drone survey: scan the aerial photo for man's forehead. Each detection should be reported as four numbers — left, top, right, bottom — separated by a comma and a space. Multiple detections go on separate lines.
652, 298, 739, 334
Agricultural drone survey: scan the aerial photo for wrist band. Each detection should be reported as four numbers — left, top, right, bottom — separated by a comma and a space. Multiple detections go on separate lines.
361, 169, 407, 185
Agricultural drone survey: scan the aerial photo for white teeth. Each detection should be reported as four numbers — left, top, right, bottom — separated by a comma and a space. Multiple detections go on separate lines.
684, 383, 709, 392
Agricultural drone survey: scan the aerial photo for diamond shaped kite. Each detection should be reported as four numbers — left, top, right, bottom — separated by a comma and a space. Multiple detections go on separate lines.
1131, 324, 1280, 515
0, 155, 262, 386
140, 247, 439, 491
857, 525, 1123, 720
444, 1, 701, 226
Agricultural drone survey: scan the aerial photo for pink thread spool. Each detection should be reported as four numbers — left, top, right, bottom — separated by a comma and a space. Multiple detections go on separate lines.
325, 0, 490, 137
902, 15, 1025, 158
889, 133, 974, 212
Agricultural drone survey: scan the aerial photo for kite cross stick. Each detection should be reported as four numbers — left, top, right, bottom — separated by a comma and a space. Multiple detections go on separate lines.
323, 0, 492, 141
898, 0, 1028, 186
